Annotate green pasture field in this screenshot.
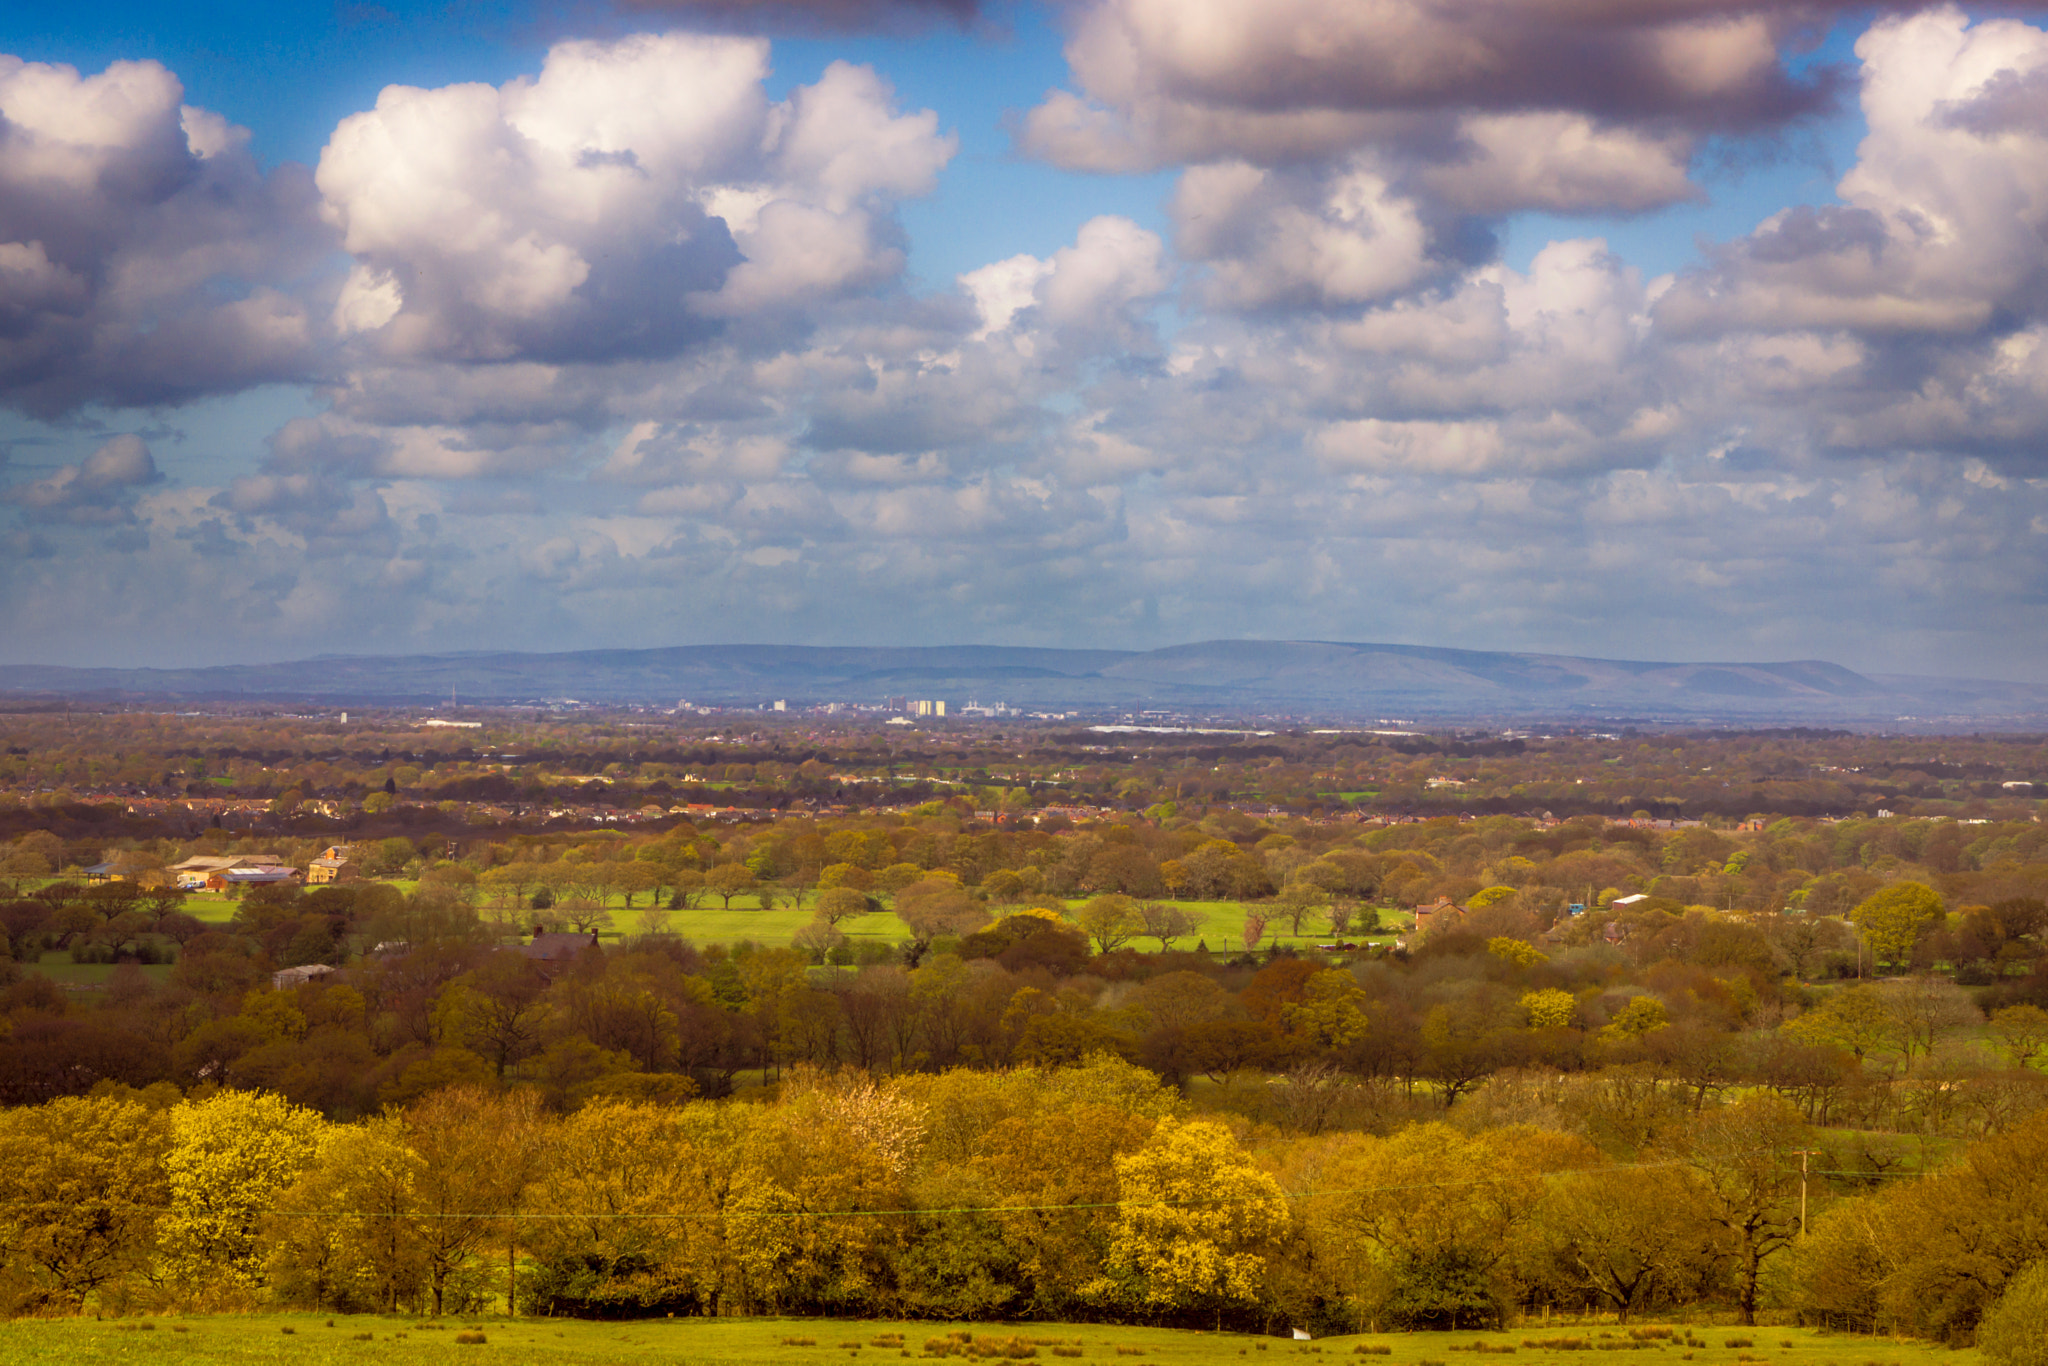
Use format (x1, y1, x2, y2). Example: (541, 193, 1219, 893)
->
(13, 876, 1408, 962)
(640, 903, 917, 950)
(186, 892, 238, 925)
(0, 1317, 1977, 1366)
(636, 899, 1406, 957)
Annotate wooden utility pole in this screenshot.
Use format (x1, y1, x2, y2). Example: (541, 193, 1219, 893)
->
(1793, 1149, 1818, 1237)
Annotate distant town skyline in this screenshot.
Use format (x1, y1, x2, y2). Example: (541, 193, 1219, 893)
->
(4, 2, 2048, 682)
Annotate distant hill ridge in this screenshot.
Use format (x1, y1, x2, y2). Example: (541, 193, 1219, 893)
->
(3, 639, 2044, 721)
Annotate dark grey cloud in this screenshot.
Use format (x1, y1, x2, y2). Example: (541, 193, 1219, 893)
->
(1022, 0, 1909, 170)
(1107, 0, 1854, 128)
(1019, 0, 1957, 268)
(0, 58, 335, 417)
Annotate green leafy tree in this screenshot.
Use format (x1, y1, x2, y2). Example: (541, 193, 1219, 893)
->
(818, 862, 872, 893)
(1074, 894, 1143, 954)
(705, 863, 759, 909)
(1990, 1004, 2048, 1069)
(1296, 1122, 1585, 1332)
(1876, 1108, 2048, 1338)
(1852, 881, 1946, 969)
(1783, 985, 1896, 1060)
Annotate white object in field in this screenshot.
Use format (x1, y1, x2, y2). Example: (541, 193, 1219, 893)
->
(1292, 1329, 1312, 1341)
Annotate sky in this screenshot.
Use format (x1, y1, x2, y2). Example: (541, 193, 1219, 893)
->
(4, 1, 2048, 681)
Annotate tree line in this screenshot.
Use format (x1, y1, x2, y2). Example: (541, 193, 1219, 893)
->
(2, 1064, 2044, 1346)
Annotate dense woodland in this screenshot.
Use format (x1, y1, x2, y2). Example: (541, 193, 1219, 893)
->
(0, 714, 2046, 1344)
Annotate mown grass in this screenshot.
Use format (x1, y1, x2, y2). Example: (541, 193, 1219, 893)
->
(0, 1317, 1974, 1366)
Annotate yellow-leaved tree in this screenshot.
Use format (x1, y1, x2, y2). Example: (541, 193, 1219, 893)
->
(1521, 988, 1578, 1031)
(1093, 1118, 1289, 1321)
(521, 1101, 747, 1316)
(266, 1116, 426, 1313)
(0, 1094, 172, 1312)
(892, 1060, 1167, 1321)
(159, 1090, 324, 1296)
(1487, 936, 1547, 967)
(1601, 996, 1670, 1041)
(726, 1086, 907, 1316)
(1291, 1122, 1592, 1333)
(1282, 968, 1373, 1049)
(406, 1086, 550, 1318)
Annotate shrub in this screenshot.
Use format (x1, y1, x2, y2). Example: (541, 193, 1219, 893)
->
(1981, 1261, 2048, 1366)
(454, 1332, 486, 1345)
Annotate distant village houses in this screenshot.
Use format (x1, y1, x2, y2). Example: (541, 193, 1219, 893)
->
(1411, 896, 1469, 937)
(306, 846, 362, 885)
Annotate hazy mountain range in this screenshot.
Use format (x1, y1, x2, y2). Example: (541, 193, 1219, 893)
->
(4, 641, 2047, 724)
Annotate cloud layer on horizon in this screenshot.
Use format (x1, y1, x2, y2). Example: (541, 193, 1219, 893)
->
(4, 3, 2048, 681)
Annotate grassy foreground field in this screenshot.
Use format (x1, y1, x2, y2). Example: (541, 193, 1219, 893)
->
(0, 1317, 1975, 1366)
